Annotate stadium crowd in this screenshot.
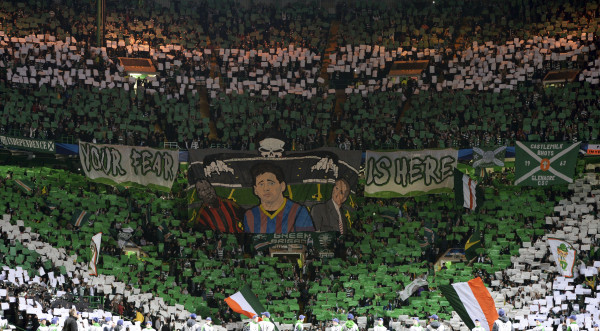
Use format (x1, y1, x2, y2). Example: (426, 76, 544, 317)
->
(3, 162, 600, 330)
(1, 0, 600, 330)
(0, 0, 599, 150)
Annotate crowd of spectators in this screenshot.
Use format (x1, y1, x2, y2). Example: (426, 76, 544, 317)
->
(1, 0, 600, 328)
(0, 0, 598, 150)
(4, 163, 600, 330)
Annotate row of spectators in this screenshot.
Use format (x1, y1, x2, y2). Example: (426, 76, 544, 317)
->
(3, 0, 597, 52)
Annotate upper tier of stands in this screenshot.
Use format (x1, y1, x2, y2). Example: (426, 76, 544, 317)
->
(0, 0, 599, 150)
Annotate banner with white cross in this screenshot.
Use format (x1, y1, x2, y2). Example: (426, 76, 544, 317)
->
(514, 141, 580, 186)
(472, 146, 506, 168)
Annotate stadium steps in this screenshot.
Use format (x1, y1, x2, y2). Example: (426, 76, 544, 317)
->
(395, 92, 412, 133)
(204, 39, 220, 140)
(453, 21, 471, 50)
(318, 20, 340, 88)
(327, 89, 347, 144)
(333, 89, 346, 117)
(321, 20, 341, 145)
(204, 31, 218, 79)
(197, 85, 218, 140)
(209, 51, 221, 80)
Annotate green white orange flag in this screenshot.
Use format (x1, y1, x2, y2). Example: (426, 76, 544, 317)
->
(439, 277, 498, 331)
(224, 284, 267, 319)
(88, 232, 102, 276)
(14, 179, 34, 195)
(71, 210, 90, 227)
(224, 285, 281, 330)
(454, 169, 482, 211)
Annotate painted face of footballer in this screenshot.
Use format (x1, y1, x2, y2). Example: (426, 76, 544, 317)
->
(254, 172, 286, 210)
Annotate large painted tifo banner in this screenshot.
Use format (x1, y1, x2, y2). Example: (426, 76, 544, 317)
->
(253, 231, 337, 257)
(187, 142, 361, 234)
(0, 135, 55, 153)
(515, 141, 579, 186)
(78, 142, 179, 190)
(365, 149, 458, 197)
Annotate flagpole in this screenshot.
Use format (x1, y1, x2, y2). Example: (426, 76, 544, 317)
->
(88, 233, 92, 268)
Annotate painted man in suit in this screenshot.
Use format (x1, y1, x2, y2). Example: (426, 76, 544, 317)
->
(311, 178, 351, 234)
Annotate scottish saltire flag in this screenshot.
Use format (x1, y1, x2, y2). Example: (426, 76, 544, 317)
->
(88, 232, 102, 276)
(472, 146, 506, 168)
(440, 277, 498, 331)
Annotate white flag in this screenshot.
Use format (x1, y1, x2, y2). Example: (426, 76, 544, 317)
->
(89, 232, 102, 276)
(462, 174, 478, 210)
(547, 238, 576, 278)
(399, 278, 428, 301)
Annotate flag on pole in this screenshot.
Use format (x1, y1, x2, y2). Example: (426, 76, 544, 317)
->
(224, 285, 281, 330)
(420, 221, 435, 248)
(14, 179, 34, 195)
(399, 278, 428, 301)
(548, 238, 577, 278)
(439, 277, 498, 331)
(157, 221, 172, 241)
(423, 221, 435, 247)
(71, 210, 90, 227)
(465, 230, 482, 261)
(454, 169, 482, 211)
(224, 284, 266, 319)
(88, 232, 102, 276)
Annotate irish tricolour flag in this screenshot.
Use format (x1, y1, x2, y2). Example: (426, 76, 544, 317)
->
(14, 179, 33, 195)
(439, 277, 498, 331)
(88, 232, 102, 276)
(224, 284, 267, 319)
(454, 169, 482, 211)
